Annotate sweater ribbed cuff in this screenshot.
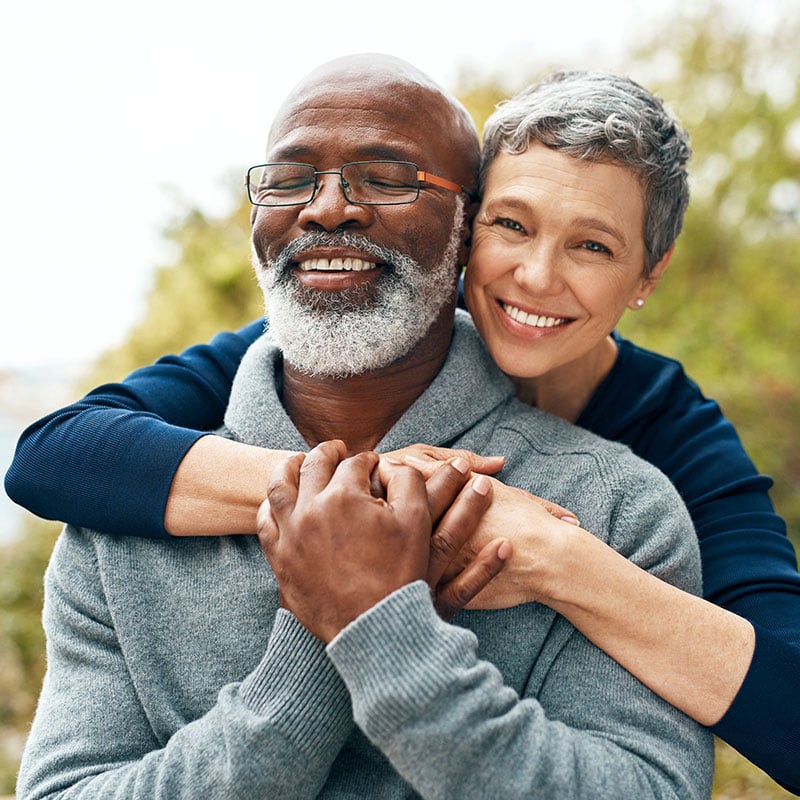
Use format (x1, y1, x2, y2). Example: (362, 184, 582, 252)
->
(326, 581, 477, 741)
(240, 609, 352, 757)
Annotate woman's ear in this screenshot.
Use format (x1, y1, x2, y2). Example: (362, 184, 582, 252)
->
(628, 244, 675, 310)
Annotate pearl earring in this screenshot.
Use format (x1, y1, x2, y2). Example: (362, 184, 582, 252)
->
(635, 298, 645, 308)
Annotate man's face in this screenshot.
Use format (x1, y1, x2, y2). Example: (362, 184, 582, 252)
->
(250, 74, 472, 378)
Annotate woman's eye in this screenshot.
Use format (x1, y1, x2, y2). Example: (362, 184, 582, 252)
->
(497, 217, 524, 232)
(582, 240, 612, 255)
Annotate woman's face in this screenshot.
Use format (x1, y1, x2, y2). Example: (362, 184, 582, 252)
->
(465, 141, 669, 380)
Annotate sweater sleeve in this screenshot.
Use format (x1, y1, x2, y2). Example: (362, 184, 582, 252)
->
(16, 527, 353, 800)
(4, 320, 263, 538)
(328, 582, 713, 800)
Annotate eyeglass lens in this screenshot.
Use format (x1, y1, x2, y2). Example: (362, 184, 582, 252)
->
(247, 162, 421, 206)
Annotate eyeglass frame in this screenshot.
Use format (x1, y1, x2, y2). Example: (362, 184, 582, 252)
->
(244, 160, 477, 207)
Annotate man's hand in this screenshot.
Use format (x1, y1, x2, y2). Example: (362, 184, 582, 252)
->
(257, 441, 507, 642)
(407, 455, 510, 620)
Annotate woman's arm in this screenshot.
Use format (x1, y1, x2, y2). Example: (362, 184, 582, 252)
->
(445, 478, 753, 722)
(531, 520, 756, 727)
(4, 321, 265, 537)
(582, 336, 800, 792)
(462, 483, 799, 794)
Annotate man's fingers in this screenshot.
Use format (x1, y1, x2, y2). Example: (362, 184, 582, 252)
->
(423, 457, 472, 521)
(427, 474, 493, 587)
(260, 452, 305, 558)
(381, 458, 430, 525)
(296, 439, 348, 496)
(331, 450, 381, 494)
(434, 538, 512, 621)
(265, 451, 305, 520)
(256, 497, 279, 547)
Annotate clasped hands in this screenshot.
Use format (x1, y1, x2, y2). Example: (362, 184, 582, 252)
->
(257, 440, 580, 643)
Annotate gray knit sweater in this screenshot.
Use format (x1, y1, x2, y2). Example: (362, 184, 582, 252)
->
(19, 312, 713, 799)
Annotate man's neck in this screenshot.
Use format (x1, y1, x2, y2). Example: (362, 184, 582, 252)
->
(281, 315, 454, 454)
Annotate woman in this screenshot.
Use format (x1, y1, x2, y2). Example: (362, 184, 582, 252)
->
(6, 70, 800, 792)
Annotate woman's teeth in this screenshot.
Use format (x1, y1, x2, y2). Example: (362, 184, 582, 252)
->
(503, 303, 568, 328)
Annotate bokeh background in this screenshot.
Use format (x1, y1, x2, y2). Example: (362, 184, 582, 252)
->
(2, 0, 799, 796)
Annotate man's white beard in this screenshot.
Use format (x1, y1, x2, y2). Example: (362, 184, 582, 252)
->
(254, 198, 464, 378)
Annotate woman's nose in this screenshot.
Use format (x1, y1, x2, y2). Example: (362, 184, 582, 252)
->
(513, 244, 564, 295)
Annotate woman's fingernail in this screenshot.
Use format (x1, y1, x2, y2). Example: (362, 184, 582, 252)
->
(452, 456, 469, 474)
(472, 475, 491, 495)
(561, 515, 579, 526)
(497, 540, 512, 560)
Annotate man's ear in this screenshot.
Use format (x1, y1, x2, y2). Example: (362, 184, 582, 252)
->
(457, 197, 480, 268)
(628, 244, 674, 309)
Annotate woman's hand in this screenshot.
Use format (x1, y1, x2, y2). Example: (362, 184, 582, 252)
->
(382, 444, 506, 480)
(383, 445, 581, 611)
(446, 477, 584, 610)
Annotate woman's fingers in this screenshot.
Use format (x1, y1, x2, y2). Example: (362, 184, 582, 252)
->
(528, 494, 580, 525)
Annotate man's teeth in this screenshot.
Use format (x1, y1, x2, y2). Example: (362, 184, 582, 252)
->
(503, 303, 568, 328)
(298, 257, 376, 272)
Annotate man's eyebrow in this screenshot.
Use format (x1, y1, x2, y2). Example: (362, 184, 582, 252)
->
(269, 144, 416, 163)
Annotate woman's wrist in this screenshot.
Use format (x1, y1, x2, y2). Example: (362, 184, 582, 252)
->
(165, 436, 296, 536)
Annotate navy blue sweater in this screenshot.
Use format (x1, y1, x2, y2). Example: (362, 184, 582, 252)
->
(5, 318, 800, 793)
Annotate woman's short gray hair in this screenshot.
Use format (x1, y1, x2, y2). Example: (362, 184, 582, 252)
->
(480, 70, 692, 273)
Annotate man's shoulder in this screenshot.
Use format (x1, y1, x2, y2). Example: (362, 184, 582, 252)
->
(494, 397, 682, 505)
(498, 401, 700, 592)
(50, 524, 262, 588)
(494, 397, 638, 461)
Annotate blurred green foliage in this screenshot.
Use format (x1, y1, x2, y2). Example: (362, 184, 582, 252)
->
(90, 195, 263, 382)
(0, 518, 59, 794)
(621, 10, 800, 547)
(3, 4, 798, 797)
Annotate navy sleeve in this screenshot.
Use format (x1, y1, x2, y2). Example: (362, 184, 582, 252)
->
(4, 320, 264, 539)
(579, 335, 800, 793)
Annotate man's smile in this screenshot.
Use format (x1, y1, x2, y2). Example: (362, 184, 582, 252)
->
(297, 257, 377, 272)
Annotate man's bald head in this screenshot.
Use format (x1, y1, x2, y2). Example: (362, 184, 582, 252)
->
(268, 53, 480, 191)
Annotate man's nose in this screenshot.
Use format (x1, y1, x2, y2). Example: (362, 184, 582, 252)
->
(296, 174, 374, 231)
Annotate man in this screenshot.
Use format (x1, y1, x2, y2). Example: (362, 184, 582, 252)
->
(18, 54, 712, 798)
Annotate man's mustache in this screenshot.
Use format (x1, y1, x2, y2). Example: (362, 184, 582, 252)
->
(267, 232, 400, 286)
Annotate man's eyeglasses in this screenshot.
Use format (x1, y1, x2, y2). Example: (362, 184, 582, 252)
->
(245, 161, 476, 207)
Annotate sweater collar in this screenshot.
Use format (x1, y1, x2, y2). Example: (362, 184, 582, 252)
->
(224, 310, 513, 452)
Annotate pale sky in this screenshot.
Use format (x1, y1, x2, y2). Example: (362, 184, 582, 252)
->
(0, 0, 777, 372)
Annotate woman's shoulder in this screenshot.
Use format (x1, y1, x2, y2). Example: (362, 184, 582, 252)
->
(614, 332, 699, 389)
(580, 332, 710, 440)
